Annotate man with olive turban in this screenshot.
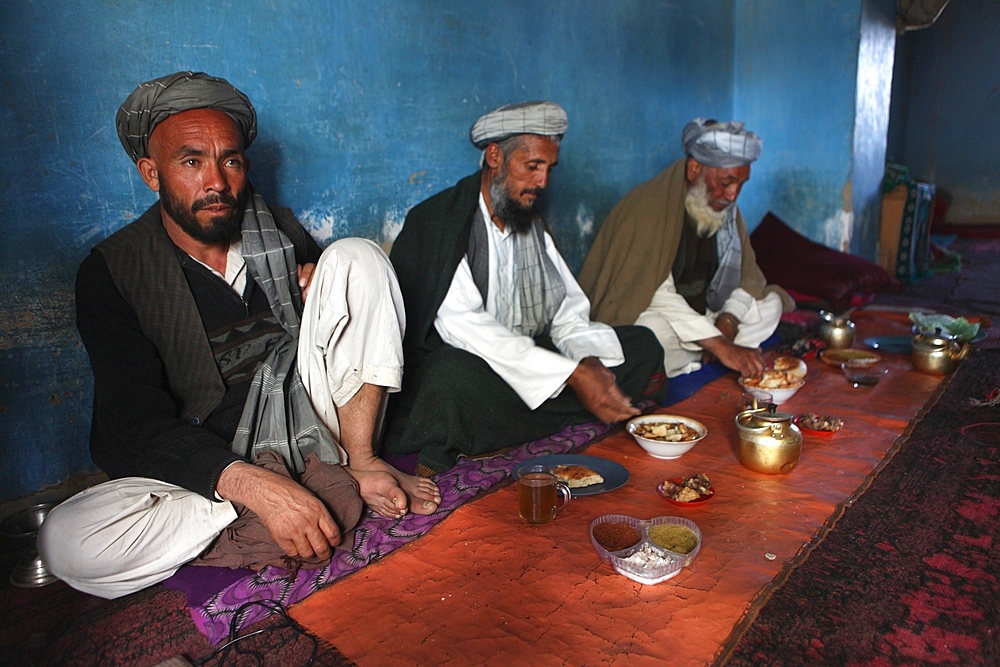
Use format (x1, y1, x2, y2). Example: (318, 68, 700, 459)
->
(39, 72, 439, 599)
(579, 118, 793, 380)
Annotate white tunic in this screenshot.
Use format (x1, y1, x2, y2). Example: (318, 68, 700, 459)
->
(434, 195, 624, 409)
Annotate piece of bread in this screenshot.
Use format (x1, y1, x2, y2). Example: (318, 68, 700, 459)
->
(772, 355, 807, 380)
(554, 464, 605, 488)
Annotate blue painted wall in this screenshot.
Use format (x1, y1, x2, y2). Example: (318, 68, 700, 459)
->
(895, 0, 1000, 224)
(2, 0, 898, 500)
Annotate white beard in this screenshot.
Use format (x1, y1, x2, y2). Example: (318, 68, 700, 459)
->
(684, 178, 731, 238)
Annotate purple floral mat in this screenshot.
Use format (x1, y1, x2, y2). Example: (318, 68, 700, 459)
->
(165, 419, 616, 644)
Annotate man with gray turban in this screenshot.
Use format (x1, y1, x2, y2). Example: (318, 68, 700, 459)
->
(39, 72, 439, 599)
(382, 101, 665, 475)
(579, 118, 793, 379)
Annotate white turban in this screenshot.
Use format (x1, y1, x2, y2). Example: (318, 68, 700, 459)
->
(469, 101, 568, 149)
(682, 118, 762, 168)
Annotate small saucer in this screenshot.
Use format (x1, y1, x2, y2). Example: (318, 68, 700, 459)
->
(657, 479, 714, 507)
(794, 415, 842, 436)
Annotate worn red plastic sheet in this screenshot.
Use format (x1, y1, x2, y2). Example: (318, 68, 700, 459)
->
(292, 312, 941, 665)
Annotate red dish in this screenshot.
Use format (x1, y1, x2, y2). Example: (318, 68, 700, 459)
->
(657, 479, 714, 507)
(794, 415, 841, 437)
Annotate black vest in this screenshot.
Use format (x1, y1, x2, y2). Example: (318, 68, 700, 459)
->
(96, 203, 315, 424)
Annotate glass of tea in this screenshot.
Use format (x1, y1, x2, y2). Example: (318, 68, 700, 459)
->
(516, 465, 571, 524)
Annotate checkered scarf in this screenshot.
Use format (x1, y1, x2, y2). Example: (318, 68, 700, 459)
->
(706, 206, 743, 312)
(232, 188, 341, 473)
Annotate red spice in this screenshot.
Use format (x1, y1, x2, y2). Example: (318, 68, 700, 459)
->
(593, 522, 641, 552)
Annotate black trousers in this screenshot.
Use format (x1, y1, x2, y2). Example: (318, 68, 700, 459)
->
(382, 325, 666, 474)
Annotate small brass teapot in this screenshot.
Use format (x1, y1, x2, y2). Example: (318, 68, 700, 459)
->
(735, 404, 802, 475)
(911, 328, 970, 375)
(818, 311, 856, 349)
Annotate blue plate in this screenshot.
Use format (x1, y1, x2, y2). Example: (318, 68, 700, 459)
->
(512, 454, 629, 496)
(863, 335, 912, 354)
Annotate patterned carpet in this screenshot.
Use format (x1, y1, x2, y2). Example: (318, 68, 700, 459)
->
(715, 348, 1000, 666)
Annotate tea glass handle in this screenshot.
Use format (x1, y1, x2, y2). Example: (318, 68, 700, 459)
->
(553, 481, 572, 516)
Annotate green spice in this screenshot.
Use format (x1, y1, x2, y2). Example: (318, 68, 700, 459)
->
(648, 524, 698, 554)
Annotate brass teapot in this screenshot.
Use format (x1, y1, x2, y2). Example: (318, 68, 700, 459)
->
(911, 328, 970, 375)
(735, 404, 802, 475)
(818, 311, 856, 349)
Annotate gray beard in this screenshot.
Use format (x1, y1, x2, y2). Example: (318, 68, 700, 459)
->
(684, 179, 730, 238)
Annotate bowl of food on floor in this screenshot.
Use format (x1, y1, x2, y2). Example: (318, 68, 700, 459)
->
(627, 414, 707, 459)
(739, 355, 807, 405)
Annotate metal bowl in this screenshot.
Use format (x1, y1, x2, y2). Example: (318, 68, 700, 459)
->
(0, 502, 57, 544)
(1, 502, 59, 588)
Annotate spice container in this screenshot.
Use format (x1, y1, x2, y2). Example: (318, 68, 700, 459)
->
(589, 514, 701, 585)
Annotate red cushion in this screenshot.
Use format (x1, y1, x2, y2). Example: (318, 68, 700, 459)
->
(751, 212, 901, 313)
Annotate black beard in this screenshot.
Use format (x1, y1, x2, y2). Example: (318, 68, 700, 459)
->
(160, 183, 248, 244)
(490, 174, 540, 235)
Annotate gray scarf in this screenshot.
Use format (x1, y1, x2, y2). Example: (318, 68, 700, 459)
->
(466, 209, 566, 338)
(231, 189, 341, 473)
(706, 206, 743, 312)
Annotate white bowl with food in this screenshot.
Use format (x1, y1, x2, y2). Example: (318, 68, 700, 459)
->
(739, 356, 807, 405)
(626, 414, 707, 459)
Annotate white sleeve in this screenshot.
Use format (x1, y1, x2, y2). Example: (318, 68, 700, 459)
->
(434, 257, 579, 409)
(719, 288, 756, 322)
(644, 273, 722, 344)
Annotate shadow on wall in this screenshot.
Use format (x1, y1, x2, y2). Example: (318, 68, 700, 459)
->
(763, 168, 849, 250)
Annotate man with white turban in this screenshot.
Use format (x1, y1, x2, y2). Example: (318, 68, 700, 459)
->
(39, 72, 439, 599)
(579, 118, 794, 379)
(383, 101, 666, 475)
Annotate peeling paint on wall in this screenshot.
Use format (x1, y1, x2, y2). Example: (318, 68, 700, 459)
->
(1, 0, 900, 500)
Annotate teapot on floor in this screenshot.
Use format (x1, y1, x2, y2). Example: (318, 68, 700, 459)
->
(911, 328, 970, 375)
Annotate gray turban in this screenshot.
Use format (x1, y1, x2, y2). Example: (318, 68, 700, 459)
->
(469, 100, 568, 149)
(116, 71, 257, 162)
(682, 118, 762, 168)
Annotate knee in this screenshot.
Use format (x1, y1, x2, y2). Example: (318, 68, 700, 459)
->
(320, 237, 390, 272)
(36, 499, 88, 582)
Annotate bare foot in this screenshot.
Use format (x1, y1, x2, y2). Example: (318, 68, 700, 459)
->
(345, 468, 408, 519)
(353, 456, 441, 516)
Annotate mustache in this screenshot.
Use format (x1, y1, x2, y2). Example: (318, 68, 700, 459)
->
(521, 188, 543, 198)
(192, 192, 239, 212)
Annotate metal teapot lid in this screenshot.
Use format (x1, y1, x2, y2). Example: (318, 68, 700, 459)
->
(739, 403, 795, 427)
(819, 310, 853, 327)
(754, 403, 793, 421)
(913, 327, 956, 348)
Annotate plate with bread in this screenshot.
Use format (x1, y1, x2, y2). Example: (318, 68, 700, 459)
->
(512, 454, 629, 496)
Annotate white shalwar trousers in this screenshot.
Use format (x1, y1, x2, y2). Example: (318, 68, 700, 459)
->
(38, 238, 406, 599)
(637, 291, 784, 378)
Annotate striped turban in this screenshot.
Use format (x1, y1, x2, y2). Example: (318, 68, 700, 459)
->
(115, 71, 257, 162)
(682, 118, 762, 169)
(469, 101, 568, 149)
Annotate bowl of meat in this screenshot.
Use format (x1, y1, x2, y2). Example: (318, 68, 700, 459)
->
(626, 414, 707, 460)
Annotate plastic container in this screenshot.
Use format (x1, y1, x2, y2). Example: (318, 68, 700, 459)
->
(589, 514, 702, 585)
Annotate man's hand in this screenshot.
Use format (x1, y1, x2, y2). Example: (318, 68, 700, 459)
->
(297, 262, 317, 302)
(566, 357, 640, 423)
(216, 461, 340, 560)
(700, 336, 765, 378)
